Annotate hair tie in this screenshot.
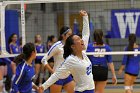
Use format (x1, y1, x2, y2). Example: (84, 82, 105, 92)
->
(62, 29, 70, 35)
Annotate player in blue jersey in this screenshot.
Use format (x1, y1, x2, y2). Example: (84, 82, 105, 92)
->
(0, 57, 13, 93)
(9, 33, 21, 54)
(0, 45, 13, 92)
(87, 29, 117, 93)
(34, 34, 45, 86)
(11, 43, 39, 93)
(8, 33, 21, 81)
(118, 34, 140, 93)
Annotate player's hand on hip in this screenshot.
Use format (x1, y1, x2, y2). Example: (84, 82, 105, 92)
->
(79, 10, 88, 16)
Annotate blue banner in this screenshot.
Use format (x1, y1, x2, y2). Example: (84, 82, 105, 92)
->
(111, 9, 140, 38)
(73, 19, 79, 35)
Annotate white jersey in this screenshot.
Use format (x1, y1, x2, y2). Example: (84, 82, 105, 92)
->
(41, 16, 89, 71)
(42, 16, 95, 92)
(42, 41, 64, 71)
(42, 53, 95, 92)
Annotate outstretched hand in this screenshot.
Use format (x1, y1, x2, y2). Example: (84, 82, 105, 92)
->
(37, 86, 44, 93)
(79, 10, 88, 16)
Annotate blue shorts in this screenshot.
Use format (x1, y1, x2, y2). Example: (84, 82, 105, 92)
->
(75, 90, 94, 93)
(54, 75, 73, 86)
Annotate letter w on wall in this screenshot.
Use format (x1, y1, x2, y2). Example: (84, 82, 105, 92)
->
(111, 10, 140, 38)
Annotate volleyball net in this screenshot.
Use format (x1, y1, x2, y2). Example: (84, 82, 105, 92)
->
(0, 0, 140, 82)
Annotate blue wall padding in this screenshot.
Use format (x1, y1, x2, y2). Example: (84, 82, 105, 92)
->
(5, 10, 19, 76)
(5, 10, 19, 52)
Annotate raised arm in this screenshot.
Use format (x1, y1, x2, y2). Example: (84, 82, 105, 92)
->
(118, 54, 128, 75)
(118, 48, 128, 75)
(80, 10, 90, 50)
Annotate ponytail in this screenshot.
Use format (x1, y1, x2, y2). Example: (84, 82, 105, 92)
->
(63, 35, 74, 59)
(14, 43, 35, 65)
(127, 34, 136, 56)
(14, 53, 25, 65)
(93, 29, 103, 45)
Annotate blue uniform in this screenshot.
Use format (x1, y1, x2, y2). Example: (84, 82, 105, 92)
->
(11, 61, 35, 93)
(9, 43, 21, 61)
(122, 47, 140, 76)
(9, 44, 21, 54)
(87, 43, 112, 67)
(35, 44, 45, 64)
(35, 44, 45, 59)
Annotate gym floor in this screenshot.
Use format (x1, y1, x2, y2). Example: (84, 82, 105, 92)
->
(105, 84, 140, 93)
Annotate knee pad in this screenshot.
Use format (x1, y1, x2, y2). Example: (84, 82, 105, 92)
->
(0, 80, 3, 86)
(125, 86, 131, 90)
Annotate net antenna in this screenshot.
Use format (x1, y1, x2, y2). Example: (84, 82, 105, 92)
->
(21, 2, 26, 47)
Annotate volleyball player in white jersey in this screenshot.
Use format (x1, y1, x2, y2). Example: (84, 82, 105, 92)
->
(41, 25, 74, 92)
(39, 10, 95, 93)
(41, 10, 89, 93)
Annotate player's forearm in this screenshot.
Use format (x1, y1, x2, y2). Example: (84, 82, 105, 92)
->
(42, 73, 59, 90)
(109, 63, 116, 76)
(32, 82, 39, 90)
(119, 65, 125, 71)
(45, 64, 54, 73)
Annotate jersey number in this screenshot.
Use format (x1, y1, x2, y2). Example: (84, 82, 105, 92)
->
(86, 64, 92, 75)
(94, 48, 106, 57)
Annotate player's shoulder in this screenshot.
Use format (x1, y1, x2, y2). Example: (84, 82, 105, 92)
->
(51, 41, 62, 48)
(65, 55, 77, 63)
(9, 43, 14, 46)
(104, 44, 112, 51)
(16, 61, 27, 71)
(104, 44, 111, 48)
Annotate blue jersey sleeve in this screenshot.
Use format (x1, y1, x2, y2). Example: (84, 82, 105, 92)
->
(106, 45, 112, 63)
(122, 48, 128, 65)
(11, 63, 26, 93)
